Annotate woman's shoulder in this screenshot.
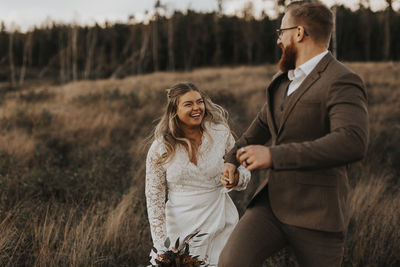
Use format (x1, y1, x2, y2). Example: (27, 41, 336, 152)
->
(205, 121, 230, 134)
(147, 138, 166, 157)
(205, 121, 231, 144)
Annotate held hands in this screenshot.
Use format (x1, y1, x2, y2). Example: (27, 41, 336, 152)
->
(221, 163, 239, 189)
(220, 145, 272, 189)
(236, 145, 272, 171)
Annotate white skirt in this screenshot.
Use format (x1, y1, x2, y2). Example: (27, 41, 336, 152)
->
(153, 186, 238, 266)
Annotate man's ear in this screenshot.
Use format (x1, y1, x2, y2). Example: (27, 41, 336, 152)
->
(296, 26, 306, 42)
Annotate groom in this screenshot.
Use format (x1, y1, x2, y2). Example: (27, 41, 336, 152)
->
(219, 1, 368, 266)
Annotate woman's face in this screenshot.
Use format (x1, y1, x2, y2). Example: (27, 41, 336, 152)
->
(176, 90, 205, 128)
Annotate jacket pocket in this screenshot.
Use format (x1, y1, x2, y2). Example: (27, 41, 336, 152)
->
(297, 98, 322, 105)
(295, 169, 337, 187)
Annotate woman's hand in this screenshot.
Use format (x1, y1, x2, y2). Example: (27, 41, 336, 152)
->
(221, 163, 238, 189)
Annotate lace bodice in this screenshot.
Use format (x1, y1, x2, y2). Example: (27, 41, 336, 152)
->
(145, 122, 251, 250)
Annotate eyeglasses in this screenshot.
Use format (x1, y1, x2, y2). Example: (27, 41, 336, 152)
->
(276, 26, 308, 38)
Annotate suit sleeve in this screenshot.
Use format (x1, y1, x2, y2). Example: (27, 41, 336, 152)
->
(269, 73, 369, 170)
(224, 103, 272, 166)
(225, 131, 251, 190)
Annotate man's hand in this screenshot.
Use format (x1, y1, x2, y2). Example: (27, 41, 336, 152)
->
(221, 163, 239, 189)
(236, 145, 272, 171)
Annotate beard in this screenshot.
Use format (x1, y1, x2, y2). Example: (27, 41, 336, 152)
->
(278, 39, 297, 72)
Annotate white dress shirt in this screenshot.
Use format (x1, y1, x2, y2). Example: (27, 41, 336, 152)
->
(287, 50, 329, 96)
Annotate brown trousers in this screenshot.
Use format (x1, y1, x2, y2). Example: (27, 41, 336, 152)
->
(218, 187, 345, 267)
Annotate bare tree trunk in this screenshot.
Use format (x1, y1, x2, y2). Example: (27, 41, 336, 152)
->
(359, 0, 371, 61)
(94, 46, 106, 79)
(9, 31, 16, 88)
(233, 20, 239, 64)
(383, 0, 392, 61)
(71, 26, 78, 81)
(245, 21, 254, 64)
(184, 49, 193, 71)
(152, 0, 164, 72)
(218, 0, 223, 13)
(246, 40, 253, 64)
(241, 3, 255, 64)
(331, 6, 337, 58)
(112, 22, 141, 77)
(184, 24, 194, 71)
(19, 32, 33, 86)
(152, 19, 159, 72)
(65, 30, 72, 81)
(121, 25, 135, 57)
(214, 0, 223, 65)
(27, 32, 33, 67)
(274, 0, 285, 62)
(138, 26, 151, 74)
(168, 17, 175, 71)
(214, 15, 222, 66)
(59, 32, 66, 83)
(84, 27, 97, 80)
(111, 51, 139, 78)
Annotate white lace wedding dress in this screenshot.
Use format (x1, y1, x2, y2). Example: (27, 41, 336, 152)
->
(145, 122, 251, 266)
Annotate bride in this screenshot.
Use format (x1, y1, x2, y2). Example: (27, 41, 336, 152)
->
(145, 82, 250, 265)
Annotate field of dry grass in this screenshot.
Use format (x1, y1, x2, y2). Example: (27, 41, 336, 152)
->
(0, 63, 399, 266)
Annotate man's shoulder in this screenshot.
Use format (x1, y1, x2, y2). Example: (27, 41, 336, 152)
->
(325, 57, 360, 79)
(272, 71, 285, 80)
(315, 57, 363, 89)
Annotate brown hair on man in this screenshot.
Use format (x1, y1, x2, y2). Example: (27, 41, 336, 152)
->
(287, 0, 333, 46)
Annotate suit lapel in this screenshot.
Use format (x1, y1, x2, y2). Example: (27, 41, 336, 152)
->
(266, 71, 285, 138)
(277, 52, 334, 136)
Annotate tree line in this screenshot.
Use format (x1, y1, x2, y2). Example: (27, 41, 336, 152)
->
(0, 4, 399, 86)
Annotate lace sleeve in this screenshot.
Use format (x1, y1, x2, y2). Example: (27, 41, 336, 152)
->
(145, 141, 167, 251)
(226, 132, 251, 191)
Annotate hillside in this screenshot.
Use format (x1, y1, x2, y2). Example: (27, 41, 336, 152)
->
(0, 63, 399, 266)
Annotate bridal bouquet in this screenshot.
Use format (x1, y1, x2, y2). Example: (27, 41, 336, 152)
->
(151, 230, 208, 267)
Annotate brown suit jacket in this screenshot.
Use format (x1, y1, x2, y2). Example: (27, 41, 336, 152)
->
(225, 52, 369, 232)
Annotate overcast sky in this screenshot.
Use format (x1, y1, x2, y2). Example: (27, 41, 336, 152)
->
(0, 0, 394, 31)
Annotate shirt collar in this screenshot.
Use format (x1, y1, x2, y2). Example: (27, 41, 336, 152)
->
(288, 50, 328, 81)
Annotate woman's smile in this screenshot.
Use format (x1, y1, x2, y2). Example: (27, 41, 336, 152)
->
(177, 90, 205, 127)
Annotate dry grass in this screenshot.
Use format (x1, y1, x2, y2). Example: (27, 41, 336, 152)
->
(345, 174, 400, 265)
(0, 169, 147, 266)
(0, 63, 399, 266)
(0, 130, 35, 162)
